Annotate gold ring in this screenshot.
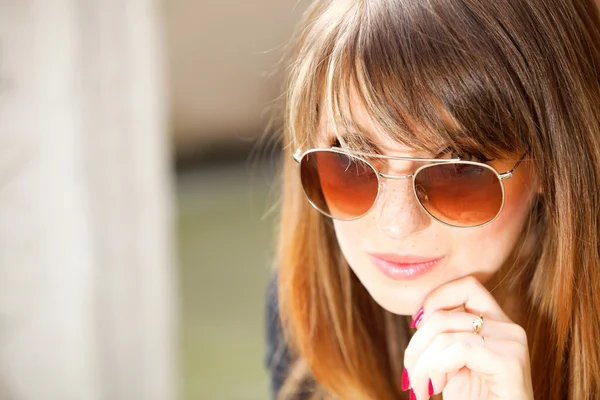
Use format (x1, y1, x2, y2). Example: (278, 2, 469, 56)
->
(472, 315, 484, 335)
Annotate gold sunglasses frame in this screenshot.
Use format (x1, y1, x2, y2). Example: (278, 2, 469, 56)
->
(293, 146, 527, 228)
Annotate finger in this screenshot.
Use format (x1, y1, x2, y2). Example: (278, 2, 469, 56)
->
(404, 310, 526, 372)
(426, 339, 528, 398)
(409, 332, 526, 398)
(416, 275, 510, 327)
(408, 333, 478, 399)
(442, 367, 476, 397)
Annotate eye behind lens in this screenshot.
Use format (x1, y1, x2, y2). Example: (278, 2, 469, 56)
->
(300, 150, 379, 220)
(414, 162, 503, 227)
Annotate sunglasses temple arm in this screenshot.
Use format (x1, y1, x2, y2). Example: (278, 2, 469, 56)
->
(513, 152, 529, 170)
(499, 153, 528, 180)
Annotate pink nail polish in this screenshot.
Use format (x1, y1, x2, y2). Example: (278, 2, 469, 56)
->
(409, 389, 416, 400)
(410, 307, 424, 328)
(428, 379, 434, 395)
(402, 367, 410, 391)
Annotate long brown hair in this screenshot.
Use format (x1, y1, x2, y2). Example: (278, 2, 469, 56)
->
(274, 0, 600, 398)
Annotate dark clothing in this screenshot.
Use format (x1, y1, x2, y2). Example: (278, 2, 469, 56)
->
(265, 272, 293, 399)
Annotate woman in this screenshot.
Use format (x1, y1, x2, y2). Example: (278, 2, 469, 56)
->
(265, 0, 600, 399)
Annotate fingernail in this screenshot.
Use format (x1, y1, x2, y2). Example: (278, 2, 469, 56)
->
(409, 389, 416, 400)
(410, 307, 424, 328)
(428, 378, 434, 395)
(402, 367, 410, 391)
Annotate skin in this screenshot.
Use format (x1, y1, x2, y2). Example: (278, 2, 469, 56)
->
(321, 99, 538, 399)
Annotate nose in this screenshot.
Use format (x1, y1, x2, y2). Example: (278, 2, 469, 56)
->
(374, 178, 431, 240)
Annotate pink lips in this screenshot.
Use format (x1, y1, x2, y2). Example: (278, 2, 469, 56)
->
(368, 253, 443, 280)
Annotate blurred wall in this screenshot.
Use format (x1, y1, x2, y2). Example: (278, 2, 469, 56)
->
(0, 2, 177, 399)
(165, 0, 309, 160)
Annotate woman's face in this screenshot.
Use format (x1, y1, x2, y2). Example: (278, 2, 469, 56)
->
(323, 102, 539, 316)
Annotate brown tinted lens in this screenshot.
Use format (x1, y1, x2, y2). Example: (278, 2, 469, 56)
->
(300, 150, 379, 219)
(414, 162, 503, 227)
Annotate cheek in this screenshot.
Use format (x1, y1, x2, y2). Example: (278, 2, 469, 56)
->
(486, 190, 528, 233)
(331, 217, 381, 280)
(475, 157, 536, 231)
(454, 165, 537, 275)
(332, 218, 369, 252)
(492, 161, 537, 228)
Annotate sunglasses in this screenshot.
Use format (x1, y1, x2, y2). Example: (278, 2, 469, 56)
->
(293, 147, 527, 228)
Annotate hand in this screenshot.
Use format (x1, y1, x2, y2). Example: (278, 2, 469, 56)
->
(402, 276, 534, 400)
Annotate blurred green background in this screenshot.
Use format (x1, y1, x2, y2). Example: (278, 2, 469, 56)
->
(165, 1, 308, 398)
(177, 161, 280, 399)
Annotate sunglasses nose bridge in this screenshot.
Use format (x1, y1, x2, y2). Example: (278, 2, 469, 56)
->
(375, 171, 416, 207)
(375, 172, 415, 208)
(378, 171, 415, 180)
(374, 173, 431, 240)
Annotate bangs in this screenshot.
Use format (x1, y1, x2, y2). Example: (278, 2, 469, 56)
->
(288, 0, 534, 159)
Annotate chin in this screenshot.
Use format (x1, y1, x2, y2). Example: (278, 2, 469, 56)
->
(358, 275, 426, 316)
